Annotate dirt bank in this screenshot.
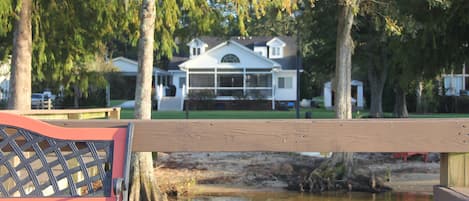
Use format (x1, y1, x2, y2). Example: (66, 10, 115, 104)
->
(154, 152, 439, 196)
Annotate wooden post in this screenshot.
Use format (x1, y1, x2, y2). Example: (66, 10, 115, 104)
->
(67, 113, 81, 120)
(108, 107, 120, 120)
(440, 153, 469, 187)
(47, 98, 52, 110)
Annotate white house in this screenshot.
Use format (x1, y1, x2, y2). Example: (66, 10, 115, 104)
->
(323, 80, 364, 110)
(111, 57, 172, 99)
(442, 64, 468, 96)
(168, 36, 301, 110)
(443, 74, 468, 96)
(0, 60, 10, 101)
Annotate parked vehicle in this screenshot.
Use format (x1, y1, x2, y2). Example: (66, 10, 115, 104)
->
(31, 91, 56, 109)
(31, 93, 45, 108)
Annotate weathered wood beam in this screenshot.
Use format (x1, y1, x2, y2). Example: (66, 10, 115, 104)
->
(47, 119, 469, 152)
(441, 153, 469, 188)
(3, 108, 121, 120)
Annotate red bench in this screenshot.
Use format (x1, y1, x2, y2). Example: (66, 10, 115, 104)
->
(393, 152, 428, 162)
(0, 113, 133, 201)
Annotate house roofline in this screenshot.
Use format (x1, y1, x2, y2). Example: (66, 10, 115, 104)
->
(112, 56, 138, 65)
(266, 37, 286, 47)
(112, 56, 168, 73)
(179, 40, 281, 68)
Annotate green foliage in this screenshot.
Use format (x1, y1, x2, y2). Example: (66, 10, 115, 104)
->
(298, 0, 337, 97)
(187, 90, 216, 101)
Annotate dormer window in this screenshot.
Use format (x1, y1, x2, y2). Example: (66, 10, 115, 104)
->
(187, 38, 207, 58)
(266, 37, 286, 59)
(192, 47, 201, 56)
(221, 54, 240, 63)
(272, 47, 281, 57)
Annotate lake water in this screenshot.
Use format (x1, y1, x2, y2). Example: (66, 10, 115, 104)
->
(179, 191, 432, 201)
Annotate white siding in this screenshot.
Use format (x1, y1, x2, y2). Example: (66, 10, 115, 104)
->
(112, 59, 138, 74)
(274, 71, 296, 101)
(181, 42, 277, 69)
(253, 46, 268, 58)
(171, 71, 186, 97)
(444, 75, 464, 96)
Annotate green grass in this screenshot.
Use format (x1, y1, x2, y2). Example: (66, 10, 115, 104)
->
(119, 107, 469, 120)
(120, 108, 365, 119)
(408, 113, 469, 118)
(110, 100, 128, 107)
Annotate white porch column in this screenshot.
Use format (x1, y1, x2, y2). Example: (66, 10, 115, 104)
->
(153, 73, 158, 100)
(243, 68, 246, 95)
(214, 67, 218, 95)
(186, 70, 189, 94)
(272, 72, 276, 110)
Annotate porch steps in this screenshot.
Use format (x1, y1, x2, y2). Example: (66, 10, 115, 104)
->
(158, 97, 183, 111)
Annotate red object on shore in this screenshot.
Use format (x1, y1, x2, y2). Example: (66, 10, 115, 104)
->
(393, 152, 428, 162)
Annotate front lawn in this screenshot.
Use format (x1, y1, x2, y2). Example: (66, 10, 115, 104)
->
(121, 108, 364, 119)
(119, 107, 469, 119)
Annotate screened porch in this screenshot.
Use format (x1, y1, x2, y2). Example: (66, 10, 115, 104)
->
(186, 68, 275, 99)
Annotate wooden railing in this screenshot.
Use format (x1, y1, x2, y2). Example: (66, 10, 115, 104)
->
(45, 118, 469, 200)
(2, 107, 121, 120)
(1, 112, 466, 200)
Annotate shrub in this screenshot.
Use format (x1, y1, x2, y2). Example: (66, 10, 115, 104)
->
(187, 90, 216, 110)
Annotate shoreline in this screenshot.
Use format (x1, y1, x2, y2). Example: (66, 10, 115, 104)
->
(156, 152, 439, 197)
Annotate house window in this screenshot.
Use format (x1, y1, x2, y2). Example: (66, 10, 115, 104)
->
(246, 74, 272, 87)
(272, 47, 280, 56)
(192, 47, 201, 56)
(269, 46, 283, 58)
(217, 74, 243, 87)
(179, 77, 186, 88)
(189, 74, 214, 87)
(221, 54, 240, 63)
(278, 77, 292, 89)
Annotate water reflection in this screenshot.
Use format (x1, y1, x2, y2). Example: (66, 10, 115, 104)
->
(179, 191, 432, 201)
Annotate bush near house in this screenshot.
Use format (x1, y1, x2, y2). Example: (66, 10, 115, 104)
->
(438, 96, 469, 113)
(186, 90, 216, 110)
(186, 90, 273, 110)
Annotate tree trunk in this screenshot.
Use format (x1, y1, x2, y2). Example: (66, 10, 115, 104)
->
(129, 0, 165, 201)
(301, 0, 359, 192)
(368, 63, 387, 118)
(334, 0, 356, 120)
(8, 0, 32, 110)
(333, 0, 359, 179)
(368, 78, 384, 117)
(393, 84, 408, 118)
(415, 80, 423, 113)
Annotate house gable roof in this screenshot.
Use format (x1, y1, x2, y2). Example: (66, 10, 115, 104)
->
(168, 36, 300, 71)
(112, 57, 168, 75)
(187, 38, 208, 47)
(266, 37, 286, 47)
(179, 40, 281, 69)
